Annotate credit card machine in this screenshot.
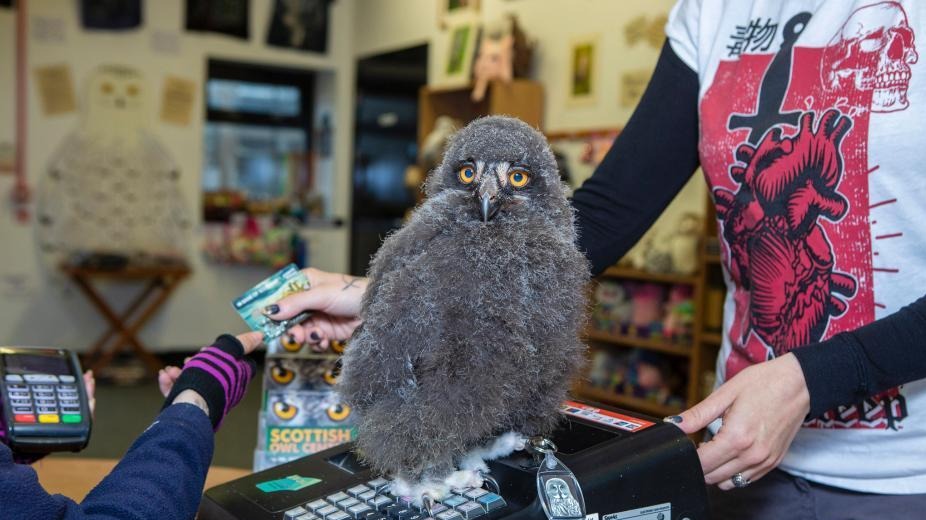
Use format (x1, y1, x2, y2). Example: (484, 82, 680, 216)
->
(0, 347, 92, 453)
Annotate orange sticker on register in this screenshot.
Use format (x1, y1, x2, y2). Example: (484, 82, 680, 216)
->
(561, 401, 655, 432)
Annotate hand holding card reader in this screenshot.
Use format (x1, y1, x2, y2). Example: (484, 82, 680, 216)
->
(1, 347, 92, 453)
(199, 401, 709, 520)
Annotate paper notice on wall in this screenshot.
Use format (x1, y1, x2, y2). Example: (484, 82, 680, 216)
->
(160, 76, 196, 126)
(0, 142, 14, 174)
(150, 30, 182, 55)
(33, 64, 76, 116)
(32, 16, 66, 44)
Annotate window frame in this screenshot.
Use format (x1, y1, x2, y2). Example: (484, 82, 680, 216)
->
(205, 58, 315, 137)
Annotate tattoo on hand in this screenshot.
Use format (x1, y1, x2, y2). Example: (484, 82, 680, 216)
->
(341, 276, 361, 291)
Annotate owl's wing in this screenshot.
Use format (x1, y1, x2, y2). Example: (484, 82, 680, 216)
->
(36, 132, 95, 265)
(360, 208, 445, 307)
(135, 134, 192, 258)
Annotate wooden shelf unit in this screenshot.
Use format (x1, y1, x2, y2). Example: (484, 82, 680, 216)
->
(581, 195, 725, 416)
(585, 330, 692, 357)
(418, 80, 544, 145)
(600, 266, 699, 285)
(573, 384, 683, 417)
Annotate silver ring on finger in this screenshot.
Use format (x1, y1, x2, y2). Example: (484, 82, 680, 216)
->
(731, 472, 750, 488)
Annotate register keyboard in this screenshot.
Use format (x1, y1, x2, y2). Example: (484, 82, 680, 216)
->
(279, 477, 506, 520)
(199, 401, 710, 520)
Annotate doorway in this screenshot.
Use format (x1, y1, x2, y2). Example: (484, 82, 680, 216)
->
(350, 45, 428, 275)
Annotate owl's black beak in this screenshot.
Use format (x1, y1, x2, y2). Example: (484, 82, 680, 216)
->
(479, 191, 500, 222)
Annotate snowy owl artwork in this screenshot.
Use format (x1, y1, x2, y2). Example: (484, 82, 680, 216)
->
(37, 65, 191, 262)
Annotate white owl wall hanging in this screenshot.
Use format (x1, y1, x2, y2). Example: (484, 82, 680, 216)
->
(36, 65, 192, 263)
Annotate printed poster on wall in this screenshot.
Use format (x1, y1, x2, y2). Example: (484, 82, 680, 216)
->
(80, 0, 143, 30)
(160, 76, 196, 126)
(266, 0, 332, 53)
(185, 0, 249, 40)
(33, 64, 76, 116)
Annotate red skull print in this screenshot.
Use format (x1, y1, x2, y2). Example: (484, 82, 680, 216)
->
(820, 1, 918, 112)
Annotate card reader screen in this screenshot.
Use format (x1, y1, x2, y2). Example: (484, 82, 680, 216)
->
(3, 353, 70, 375)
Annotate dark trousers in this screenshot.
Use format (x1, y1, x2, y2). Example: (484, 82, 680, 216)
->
(709, 469, 926, 520)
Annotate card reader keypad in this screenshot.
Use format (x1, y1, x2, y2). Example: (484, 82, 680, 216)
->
(284, 478, 507, 520)
(4, 374, 81, 424)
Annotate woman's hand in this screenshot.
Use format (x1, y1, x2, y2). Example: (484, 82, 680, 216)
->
(671, 353, 811, 490)
(264, 268, 367, 352)
(158, 331, 263, 399)
(83, 370, 96, 417)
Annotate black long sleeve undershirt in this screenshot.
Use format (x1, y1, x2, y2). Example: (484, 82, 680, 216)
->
(792, 295, 926, 418)
(571, 40, 926, 419)
(572, 41, 701, 276)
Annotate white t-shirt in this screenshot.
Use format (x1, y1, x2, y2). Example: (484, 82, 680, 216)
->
(666, 0, 926, 493)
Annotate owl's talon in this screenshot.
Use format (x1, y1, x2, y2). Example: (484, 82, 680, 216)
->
(421, 495, 435, 516)
(480, 472, 500, 495)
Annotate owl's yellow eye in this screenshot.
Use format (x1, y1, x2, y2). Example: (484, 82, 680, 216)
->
(101, 82, 114, 94)
(273, 401, 298, 420)
(326, 403, 351, 422)
(281, 335, 302, 352)
(270, 364, 295, 385)
(127, 84, 139, 97)
(323, 360, 342, 385)
(459, 165, 476, 184)
(509, 169, 530, 188)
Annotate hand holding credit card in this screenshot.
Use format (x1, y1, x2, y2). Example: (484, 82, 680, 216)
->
(233, 264, 312, 340)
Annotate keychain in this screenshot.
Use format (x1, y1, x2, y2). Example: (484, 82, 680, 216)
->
(529, 437, 586, 520)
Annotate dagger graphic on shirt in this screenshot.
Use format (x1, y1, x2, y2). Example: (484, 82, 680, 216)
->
(728, 12, 813, 144)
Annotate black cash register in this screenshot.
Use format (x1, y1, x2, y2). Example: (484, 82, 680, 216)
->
(200, 401, 709, 520)
(0, 346, 92, 453)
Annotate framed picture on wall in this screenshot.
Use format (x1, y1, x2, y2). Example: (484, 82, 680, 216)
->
(433, 18, 479, 89)
(438, 0, 480, 29)
(568, 35, 598, 105)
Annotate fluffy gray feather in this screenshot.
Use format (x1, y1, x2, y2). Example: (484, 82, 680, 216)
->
(339, 116, 590, 483)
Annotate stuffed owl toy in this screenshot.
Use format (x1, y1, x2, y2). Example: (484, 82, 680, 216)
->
(339, 116, 589, 497)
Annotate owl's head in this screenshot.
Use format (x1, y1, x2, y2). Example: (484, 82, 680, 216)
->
(84, 65, 146, 133)
(425, 116, 566, 223)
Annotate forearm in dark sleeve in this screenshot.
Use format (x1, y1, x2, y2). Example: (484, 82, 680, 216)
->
(571, 40, 701, 275)
(0, 404, 214, 519)
(792, 294, 926, 418)
(75, 403, 215, 518)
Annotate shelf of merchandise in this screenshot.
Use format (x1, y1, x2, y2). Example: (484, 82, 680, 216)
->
(574, 384, 683, 418)
(585, 329, 692, 357)
(583, 196, 727, 420)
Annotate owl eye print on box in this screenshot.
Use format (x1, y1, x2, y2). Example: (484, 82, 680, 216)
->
(259, 390, 357, 471)
(269, 394, 353, 424)
(338, 116, 590, 497)
(37, 65, 191, 262)
(266, 357, 341, 390)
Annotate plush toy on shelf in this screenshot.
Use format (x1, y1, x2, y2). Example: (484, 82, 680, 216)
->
(471, 14, 533, 102)
(592, 280, 632, 335)
(628, 282, 665, 338)
(622, 350, 685, 408)
(662, 284, 694, 343)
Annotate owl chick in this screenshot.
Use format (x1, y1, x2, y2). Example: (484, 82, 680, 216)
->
(339, 116, 589, 495)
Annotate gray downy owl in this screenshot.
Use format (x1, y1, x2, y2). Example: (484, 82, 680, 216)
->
(338, 116, 590, 496)
(37, 65, 191, 263)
